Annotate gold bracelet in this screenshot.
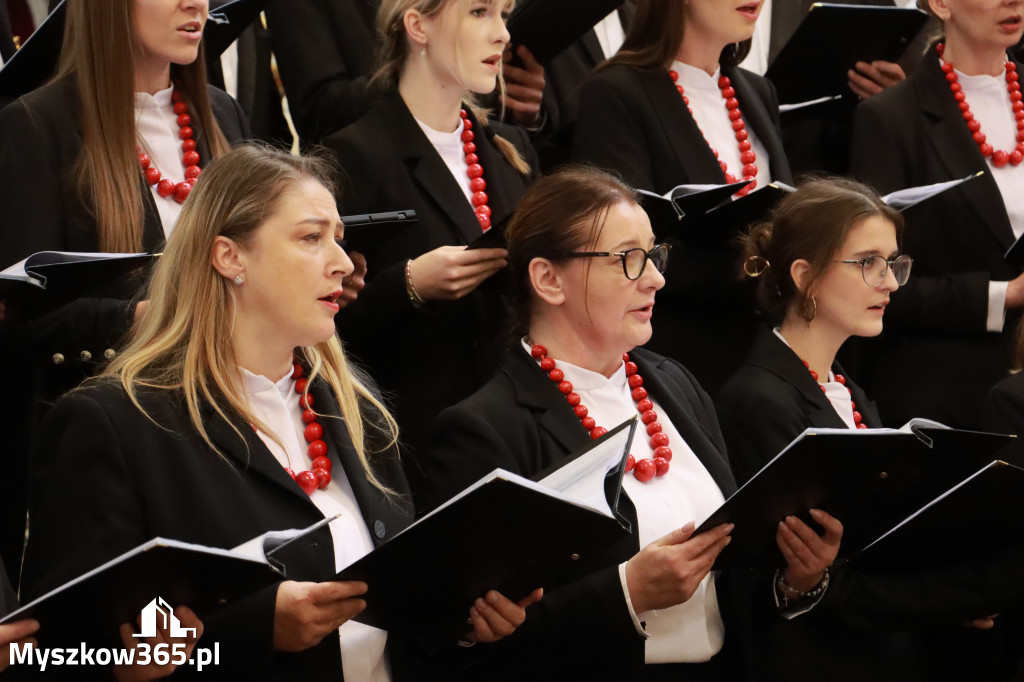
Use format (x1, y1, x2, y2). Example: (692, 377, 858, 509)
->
(405, 259, 425, 306)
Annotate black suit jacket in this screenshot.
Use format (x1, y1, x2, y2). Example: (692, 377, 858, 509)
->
(717, 326, 881, 484)
(324, 90, 537, 465)
(21, 378, 420, 681)
(850, 52, 1023, 428)
(417, 345, 767, 681)
(0, 3, 14, 63)
(572, 62, 792, 397)
(531, 2, 635, 170)
(264, 0, 379, 143)
(0, 74, 248, 586)
(0, 556, 15, 618)
(718, 326, 1024, 682)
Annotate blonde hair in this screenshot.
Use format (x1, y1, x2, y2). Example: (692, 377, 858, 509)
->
(372, 0, 530, 174)
(56, 0, 231, 253)
(100, 145, 398, 493)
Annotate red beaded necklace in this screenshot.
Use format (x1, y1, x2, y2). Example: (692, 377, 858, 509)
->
(137, 84, 202, 205)
(459, 109, 492, 231)
(936, 43, 1024, 168)
(249, 362, 334, 496)
(801, 359, 866, 429)
(669, 69, 757, 197)
(530, 345, 673, 483)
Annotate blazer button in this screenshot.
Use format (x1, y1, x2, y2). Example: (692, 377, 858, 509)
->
(80, 350, 93, 361)
(52, 353, 65, 365)
(373, 520, 386, 539)
(103, 348, 116, 360)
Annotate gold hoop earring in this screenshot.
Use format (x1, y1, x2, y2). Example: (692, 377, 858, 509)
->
(802, 295, 817, 322)
(743, 255, 770, 278)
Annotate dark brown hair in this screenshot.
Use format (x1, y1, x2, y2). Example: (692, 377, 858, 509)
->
(56, 0, 231, 253)
(739, 176, 904, 325)
(604, 0, 751, 73)
(504, 165, 640, 338)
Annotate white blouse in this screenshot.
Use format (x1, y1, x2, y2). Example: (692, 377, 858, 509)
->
(242, 368, 391, 682)
(416, 116, 473, 203)
(135, 85, 187, 237)
(522, 341, 726, 663)
(669, 60, 773, 193)
(954, 65, 1024, 333)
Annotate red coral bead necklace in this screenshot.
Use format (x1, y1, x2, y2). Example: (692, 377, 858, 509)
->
(669, 68, 757, 197)
(936, 43, 1024, 168)
(251, 362, 334, 496)
(800, 360, 866, 429)
(137, 83, 202, 204)
(459, 109, 492, 231)
(530, 345, 673, 483)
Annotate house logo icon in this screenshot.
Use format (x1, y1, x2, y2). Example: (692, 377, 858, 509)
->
(133, 597, 199, 638)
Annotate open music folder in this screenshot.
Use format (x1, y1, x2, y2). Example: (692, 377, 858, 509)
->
(695, 420, 1012, 571)
(334, 417, 637, 641)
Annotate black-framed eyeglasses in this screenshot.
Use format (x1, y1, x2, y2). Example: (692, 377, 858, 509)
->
(547, 243, 672, 280)
(834, 254, 913, 287)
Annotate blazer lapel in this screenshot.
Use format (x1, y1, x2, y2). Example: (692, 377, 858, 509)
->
(503, 346, 593, 455)
(635, 354, 738, 496)
(378, 91, 488, 245)
(203, 404, 315, 506)
(916, 55, 1016, 251)
(634, 68, 726, 188)
(747, 328, 849, 429)
(312, 382, 412, 548)
(726, 66, 793, 183)
(474, 113, 521, 232)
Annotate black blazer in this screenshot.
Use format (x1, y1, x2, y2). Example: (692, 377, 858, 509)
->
(417, 345, 765, 681)
(21, 377, 421, 681)
(0, 556, 15, 618)
(717, 326, 881, 484)
(531, 2, 635, 170)
(572, 61, 792, 397)
(850, 52, 1023, 428)
(0, 75, 248, 585)
(264, 0, 379, 143)
(324, 89, 537, 463)
(718, 326, 1024, 682)
(207, 0, 288, 142)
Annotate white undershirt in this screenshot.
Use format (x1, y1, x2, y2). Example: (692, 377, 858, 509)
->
(415, 116, 473, 203)
(669, 60, 773, 192)
(242, 368, 391, 682)
(521, 341, 726, 663)
(135, 85, 187, 237)
(773, 329, 858, 429)
(220, 41, 240, 100)
(592, 11, 626, 60)
(951, 65, 1024, 332)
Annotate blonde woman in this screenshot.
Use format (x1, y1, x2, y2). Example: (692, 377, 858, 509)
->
(20, 146, 535, 682)
(323, 0, 538, 464)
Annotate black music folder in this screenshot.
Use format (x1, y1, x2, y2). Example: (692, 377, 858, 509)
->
(642, 182, 794, 246)
(204, 0, 272, 60)
(0, 0, 65, 99)
(695, 421, 1012, 571)
(335, 418, 637, 641)
(766, 3, 929, 104)
(852, 460, 1024, 571)
(0, 251, 155, 320)
(507, 0, 624, 65)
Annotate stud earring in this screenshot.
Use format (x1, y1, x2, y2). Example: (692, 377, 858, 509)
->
(420, 41, 427, 57)
(233, 274, 245, 286)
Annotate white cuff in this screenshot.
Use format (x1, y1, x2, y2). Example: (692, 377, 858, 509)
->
(988, 281, 1009, 332)
(773, 570, 828, 619)
(618, 562, 651, 639)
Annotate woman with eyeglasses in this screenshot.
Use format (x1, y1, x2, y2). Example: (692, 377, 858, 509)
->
(849, 0, 1024, 429)
(414, 166, 842, 682)
(718, 178, 911, 484)
(570, 0, 793, 397)
(716, 179, 1023, 682)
